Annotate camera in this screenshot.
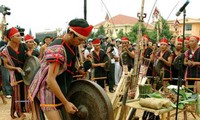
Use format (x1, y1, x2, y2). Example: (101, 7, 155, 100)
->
(16, 25, 25, 36)
(0, 5, 11, 16)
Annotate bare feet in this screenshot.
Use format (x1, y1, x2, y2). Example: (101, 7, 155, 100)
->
(18, 113, 26, 120)
(12, 113, 26, 120)
(3, 99, 7, 104)
(11, 114, 17, 119)
(1, 96, 7, 104)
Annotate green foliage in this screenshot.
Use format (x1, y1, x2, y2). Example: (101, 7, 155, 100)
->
(89, 32, 95, 39)
(159, 17, 173, 40)
(147, 31, 157, 43)
(94, 25, 106, 38)
(128, 22, 147, 43)
(117, 29, 124, 38)
(148, 17, 172, 42)
(93, 17, 172, 43)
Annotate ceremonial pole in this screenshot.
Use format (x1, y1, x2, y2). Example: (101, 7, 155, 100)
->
(132, 0, 146, 96)
(126, 0, 146, 119)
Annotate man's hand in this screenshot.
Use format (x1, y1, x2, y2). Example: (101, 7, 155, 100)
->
(64, 101, 78, 114)
(15, 67, 23, 73)
(187, 60, 193, 66)
(99, 63, 106, 67)
(78, 68, 88, 77)
(123, 47, 129, 52)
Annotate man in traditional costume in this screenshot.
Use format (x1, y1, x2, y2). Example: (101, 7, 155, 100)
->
(24, 34, 40, 57)
(28, 18, 93, 120)
(142, 35, 154, 78)
(155, 38, 173, 85)
(91, 38, 109, 90)
(2, 27, 31, 119)
(171, 38, 185, 85)
(120, 37, 135, 72)
(107, 41, 118, 92)
(184, 35, 200, 92)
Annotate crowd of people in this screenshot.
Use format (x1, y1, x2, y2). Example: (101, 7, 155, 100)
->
(0, 17, 200, 120)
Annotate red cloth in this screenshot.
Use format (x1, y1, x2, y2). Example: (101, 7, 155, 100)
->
(185, 36, 190, 41)
(143, 34, 150, 41)
(8, 27, 19, 39)
(121, 37, 129, 41)
(69, 25, 93, 39)
(160, 38, 168, 45)
(92, 38, 101, 45)
(24, 34, 34, 41)
(177, 38, 183, 43)
(191, 35, 199, 42)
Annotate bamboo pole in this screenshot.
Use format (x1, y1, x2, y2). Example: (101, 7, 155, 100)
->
(132, 0, 146, 98)
(126, 0, 146, 119)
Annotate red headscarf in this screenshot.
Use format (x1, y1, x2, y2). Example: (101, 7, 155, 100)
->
(177, 38, 183, 43)
(160, 38, 168, 45)
(7, 27, 19, 39)
(185, 36, 190, 41)
(92, 38, 101, 45)
(143, 34, 150, 41)
(121, 37, 129, 42)
(24, 34, 34, 42)
(69, 25, 93, 39)
(190, 35, 200, 42)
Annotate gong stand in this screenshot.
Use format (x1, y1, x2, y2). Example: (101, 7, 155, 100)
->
(175, 9, 186, 120)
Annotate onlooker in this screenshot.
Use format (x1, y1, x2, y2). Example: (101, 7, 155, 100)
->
(24, 34, 40, 57)
(38, 36, 52, 60)
(184, 35, 200, 92)
(0, 31, 12, 98)
(91, 38, 107, 89)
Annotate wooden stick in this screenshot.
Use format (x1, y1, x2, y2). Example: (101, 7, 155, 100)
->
(73, 75, 83, 78)
(91, 77, 107, 81)
(185, 78, 200, 81)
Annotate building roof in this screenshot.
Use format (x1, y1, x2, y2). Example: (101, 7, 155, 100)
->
(167, 18, 200, 24)
(94, 14, 153, 29)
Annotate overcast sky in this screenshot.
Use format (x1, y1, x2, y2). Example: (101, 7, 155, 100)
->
(0, 0, 198, 36)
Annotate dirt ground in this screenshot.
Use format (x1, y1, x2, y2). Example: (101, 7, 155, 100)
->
(0, 89, 198, 120)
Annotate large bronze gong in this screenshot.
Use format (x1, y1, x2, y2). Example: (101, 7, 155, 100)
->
(23, 56, 40, 85)
(64, 80, 113, 120)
